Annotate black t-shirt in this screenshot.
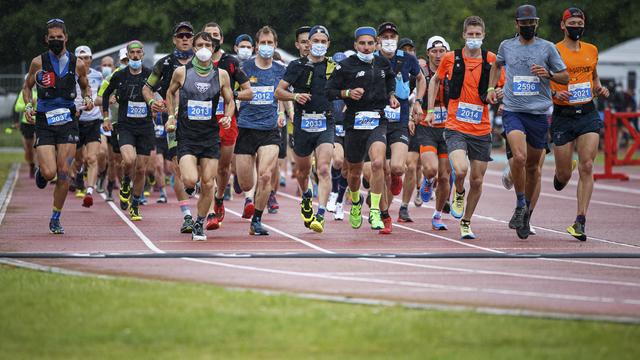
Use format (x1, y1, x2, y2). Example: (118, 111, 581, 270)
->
(102, 67, 152, 127)
(283, 57, 333, 126)
(215, 53, 249, 90)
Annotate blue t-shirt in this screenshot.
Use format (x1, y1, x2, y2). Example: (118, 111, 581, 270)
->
(238, 59, 286, 130)
(388, 50, 421, 122)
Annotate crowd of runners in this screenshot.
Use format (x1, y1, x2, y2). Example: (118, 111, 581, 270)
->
(17, 5, 609, 242)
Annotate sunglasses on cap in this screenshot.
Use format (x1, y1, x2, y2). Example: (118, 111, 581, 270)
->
(47, 18, 64, 24)
(175, 32, 193, 39)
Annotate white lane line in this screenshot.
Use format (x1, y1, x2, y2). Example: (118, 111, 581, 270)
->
(0, 163, 20, 226)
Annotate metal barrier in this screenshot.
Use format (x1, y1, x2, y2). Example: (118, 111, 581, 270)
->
(594, 109, 640, 181)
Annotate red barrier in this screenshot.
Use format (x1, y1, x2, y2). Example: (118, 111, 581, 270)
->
(594, 109, 640, 181)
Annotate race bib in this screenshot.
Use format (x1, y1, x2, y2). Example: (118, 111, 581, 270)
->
(45, 108, 72, 126)
(568, 82, 592, 104)
(250, 86, 274, 105)
(127, 101, 148, 118)
(512, 76, 540, 96)
(433, 106, 447, 125)
(215, 97, 225, 115)
(354, 111, 380, 130)
(335, 124, 345, 137)
(456, 102, 483, 124)
(384, 106, 401, 122)
(187, 100, 213, 121)
(154, 124, 166, 137)
(301, 113, 327, 133)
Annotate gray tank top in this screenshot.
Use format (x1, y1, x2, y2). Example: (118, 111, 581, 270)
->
(177, 66, 221, 142)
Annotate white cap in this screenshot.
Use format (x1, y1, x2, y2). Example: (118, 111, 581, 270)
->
(119, 48, 128, 61)
(426, 36, 450, 51)
(75, 45, 92, 57)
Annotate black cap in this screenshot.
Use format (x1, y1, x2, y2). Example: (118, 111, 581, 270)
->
(516, 5, 539, 20)
(295, 26, 312, 38)
(173, 21, 194, 35)
(378, 22, 398, 35)
(398, 38, 415, 49)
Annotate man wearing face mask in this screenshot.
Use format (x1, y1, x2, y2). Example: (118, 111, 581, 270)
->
(549, 7, 609, 241)
(235, 26, 287, 236)
(22, 18, 94, 234)
(234, 34, 255, 65)
(101, 41, 153, 222)
(487, 4, 569, 239)
(326, 26, 399, 232)
(164, 32, 236, 241)
(142, 21, 196, 234)
(275, 25, 337, 233)
(201, 22, 254, 231)
(427, 16, 505, 240)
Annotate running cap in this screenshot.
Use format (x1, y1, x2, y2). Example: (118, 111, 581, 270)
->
(354, 26, 377, 39)
(119, 48, 128, 60)
(173, 21, 194, 35)
(562, 7, 585, 21)
(516, 4, 539, 20)
(295, 26, 312, 38)
(75, 45, 92, 57)
(235, 34, 254, 46)
(426, 36, 450, 51)
(398, 38, 415, 49)
(378, 22, 399, 35)
(309, 25, 330, 39)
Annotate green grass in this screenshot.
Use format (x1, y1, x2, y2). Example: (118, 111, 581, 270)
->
(0, 151, 22, 185)
(0, 265, 638, 359)
(0, 125, 23, 147)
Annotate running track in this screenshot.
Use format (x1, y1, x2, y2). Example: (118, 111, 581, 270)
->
(1, 159, 640, 322)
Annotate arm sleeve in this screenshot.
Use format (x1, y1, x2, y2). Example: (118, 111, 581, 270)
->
(326, 65, 344, 100)
(145, 59, 164, 91)
(14, 91, 25, 112)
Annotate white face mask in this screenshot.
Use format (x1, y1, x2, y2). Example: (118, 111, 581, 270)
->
(357, 51, 374, 63)
(195, 47, 212, 62)
(237, 47, 252, 60)
(465, 38, 483, 50)
(381, 39, 397, 54)
(310, 43, 327, 57)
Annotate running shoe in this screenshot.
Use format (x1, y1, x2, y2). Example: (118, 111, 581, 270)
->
(96, 176, 105, 193)
(249, 219, 269, 235)
(119, 180, 131, 210)
(75, 189, 86, 198)
(450, 191, 465, 219)
(511, 205, 530, 239)
(192, 221, 207, 241)
(310, 214, 325, 233)
(379, 216, 392, 234)
(34, 167, 48, 189)
(301, 196, 314, 228)
(82, 193, 93, 208)
(390, 174, 402, 196)
(460, 220, 476, 240)
(349, 196, 363, 229)
(432, 215, 448, 231)
(49, 218, 64, 234)
(206, 213, 221, 231)
(180, 215, 194, 234)
(214, 201, 225, 222)
(139, 193, 148, 205)
(529, 223, 536, 235)
(501, 165, 513, 190)
(398, 206, 413, 223)
(420, 178, 433, 202)
(370, 209, 383, 230)
(129, 205, 142, 221)
(157, 194, 167, 204)
(105, 194, 114, 202)
(267, 193, 279, 214)
(327, 192, 338, 213)
(567, 222, 587, 241)
(414, 188, 423, 207)
(334, 202, 344, 221)
(242, 198, 255, 219)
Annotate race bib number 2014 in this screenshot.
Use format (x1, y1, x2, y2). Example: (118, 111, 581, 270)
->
(456, 102, 483, 124)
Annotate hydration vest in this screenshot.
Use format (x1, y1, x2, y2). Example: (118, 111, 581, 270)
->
(446, 49, 491, 105)
(37, 51, 77, 101)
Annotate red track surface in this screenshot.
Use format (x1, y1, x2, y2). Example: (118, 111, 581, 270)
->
(2, 161, 640, 320)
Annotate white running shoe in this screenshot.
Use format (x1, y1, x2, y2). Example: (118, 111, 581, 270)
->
(529, 223, 536, 235)
(334, 202, 344, 220)
(327, 192, 338, 212)
(501, 165, 513, 190)
(414, 188, 423, 207)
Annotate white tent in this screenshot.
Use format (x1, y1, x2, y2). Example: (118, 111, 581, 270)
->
(597, 37, 640, 97)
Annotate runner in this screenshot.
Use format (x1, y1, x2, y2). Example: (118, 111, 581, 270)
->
(22, 18, 94, 234)
(96, 55, 115, 193)
(234, 34, 254, 65)
(101, 40, 154, 221)
(326, 26, 399, 232)
(201, 22, 254, 230)
(235, 26, 287, 235)
(550, 7, 609, 241)
(427, 16, 504, 239)
(326, 51, 348, 221)
(142, 21, 196, 233)
(14, 75, 38, 178)
(164, 31, 235, 241)
(275, 25, 337, 233)
(488, 4, 569, 239)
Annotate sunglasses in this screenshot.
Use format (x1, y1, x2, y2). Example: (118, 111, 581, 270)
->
(175, 32, 193, 39)
(47, 18, 65, 24)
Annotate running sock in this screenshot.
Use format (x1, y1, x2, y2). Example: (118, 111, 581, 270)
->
(179, 200, 191, 217)
(196, 215, 205, 224)
(337, 176, 348, 203)
(51, 207, 62, 220)
(370, 192, 381, 210)
(185, 187, 195, 196)
(107, 180, 115, 195)
(252, 209, 263, 222)
(331, 167, 341, 193)
(317, 206, 326, 217)
(302, 189, 312, 199)
(576, 215, 586, 226)
(516, 192, 526, 207)
(381, 209, 390, 219)
(433, 210, 442, 219)
(86, 187, 93, 195)
(132, 195, 140, 207)
(350, 189, 360, 203)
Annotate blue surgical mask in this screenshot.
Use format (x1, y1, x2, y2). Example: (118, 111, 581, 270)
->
(258, 44, 274, 59)
(465, 38, 483, 50)
(310, 43, 328, 57)
(357, 51, 374, 63)
(129, 59, 142, 70)
(101, 67, 113, 78)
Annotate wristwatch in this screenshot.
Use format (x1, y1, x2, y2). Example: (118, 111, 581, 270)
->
(233, 90, 239, 99)
(548, 70, 555, 80)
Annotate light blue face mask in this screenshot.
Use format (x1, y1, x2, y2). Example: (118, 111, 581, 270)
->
(258, 44, 274, 59)
(357, 51, 374, 63)
(465, 38, 483, 50)
(101, 67, 113, 77)
(129, 59, 142, 70)
(311, 43, 328, 57)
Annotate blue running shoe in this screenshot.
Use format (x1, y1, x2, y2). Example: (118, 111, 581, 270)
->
(420, 178, 433, 202)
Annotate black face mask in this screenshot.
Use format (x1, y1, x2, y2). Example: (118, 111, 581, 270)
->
(48, 39, 64, 55)
(212, 38, 221, 53)
(519, 25, 536, 40)
(566, 26, 585, 41)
